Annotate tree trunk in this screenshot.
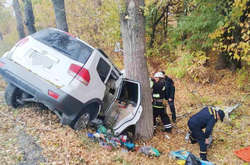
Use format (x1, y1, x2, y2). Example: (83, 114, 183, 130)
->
(51, 0, 68, 32)
(164, 5, 169, 38)
(121, 0, 153, 140)
(23, 0, 36, 34)
(149, 4, 168, 48)
(12, 0, 25, 39)
(215, 52, 228, 70)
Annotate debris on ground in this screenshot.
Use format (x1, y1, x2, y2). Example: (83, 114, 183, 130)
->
(138, 146, 160, 157)
(169, 150, 214, 165)
(234, 146, 250, 162)
(87, 125, 162, 157)
(185, 153, 201, 165)
(87, 125, 135, 151)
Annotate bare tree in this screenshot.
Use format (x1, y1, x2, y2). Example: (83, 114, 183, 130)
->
(121, 0, 153, 140)
(51, 0, 68, 32)
(12, 0, 25, 39)
(23, 0, 36, 34)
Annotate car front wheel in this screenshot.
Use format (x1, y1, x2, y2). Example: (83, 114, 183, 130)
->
(4, 83, 22, 108)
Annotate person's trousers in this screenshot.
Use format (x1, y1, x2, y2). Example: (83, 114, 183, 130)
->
(188, 121, 207, 160)
(153, 107, 172, 131)
(168, 100, 176, 121)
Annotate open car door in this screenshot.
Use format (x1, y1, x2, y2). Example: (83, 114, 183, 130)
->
(104, 79, 142, 136)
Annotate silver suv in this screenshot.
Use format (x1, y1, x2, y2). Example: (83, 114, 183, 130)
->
(0, 28, 142, 135)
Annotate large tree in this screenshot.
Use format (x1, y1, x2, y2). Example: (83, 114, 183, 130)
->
(12, 0, 25, 39)
(51, 0, 68, 32)
(121, 0, 153, 140)
(23, 0, 36, 34)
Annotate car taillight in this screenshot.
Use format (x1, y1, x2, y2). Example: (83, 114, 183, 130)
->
(48, 90, 59, 99)
(68, 64, 90, 86)
(0, 61, 5, 67)
(16, 37, 29, 47)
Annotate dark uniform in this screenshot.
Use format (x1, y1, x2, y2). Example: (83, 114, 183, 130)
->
(164, 75, 176, 122)
(187, 107, 219, 161)
(152, 79, 172, 132)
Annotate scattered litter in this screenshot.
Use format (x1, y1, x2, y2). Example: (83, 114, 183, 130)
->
(165, 134, 170, 139)
(185, 132, 190, 142)
(139, 146, 160, 157)
(124, 142, 135, 150)
(97, 125, 107, 134)
(87, 125, 161, 156)
(119, 135, 127, 143)
(169, 150, 214, 165)
(87, 125, 135, 151)
(234, 146, 250, 162)
(177, 159, 186, 165)
(185, 153, 201, 165)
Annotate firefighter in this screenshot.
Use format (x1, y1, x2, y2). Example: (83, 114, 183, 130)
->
(152, 72, 172, 133)
(161, 71, 176, 123)
(187, 107, 225, 161)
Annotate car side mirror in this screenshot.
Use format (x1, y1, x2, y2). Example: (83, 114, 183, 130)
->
(114, 42, 125, 54)
(114, 42, 121, 53)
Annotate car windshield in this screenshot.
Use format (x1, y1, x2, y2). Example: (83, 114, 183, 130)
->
(31, 28, 93, 64)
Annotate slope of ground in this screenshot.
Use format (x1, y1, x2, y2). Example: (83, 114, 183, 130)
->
(0, 68, 249, 165)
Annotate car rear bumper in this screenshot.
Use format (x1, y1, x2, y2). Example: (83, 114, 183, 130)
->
(0, 58, 86, 125)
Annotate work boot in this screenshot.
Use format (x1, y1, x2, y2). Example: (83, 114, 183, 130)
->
(190, 135, 197, 144)
(164, 128, 172, 133)
(200, 153, 208, 161)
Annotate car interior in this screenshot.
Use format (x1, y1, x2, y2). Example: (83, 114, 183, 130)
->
(104, 80, 139, 128)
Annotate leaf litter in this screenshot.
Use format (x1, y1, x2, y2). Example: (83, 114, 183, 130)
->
(0, 70, 249, 165)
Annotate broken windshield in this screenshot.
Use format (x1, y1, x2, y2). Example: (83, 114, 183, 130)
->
(31, 28, 93, 64)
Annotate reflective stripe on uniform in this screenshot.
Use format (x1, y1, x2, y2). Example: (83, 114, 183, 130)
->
(213, 110, 217, 119)
(208, 107, 213, 115)
(153, 105, 164, 108)
(164, 124, 172, 128)
(209, 107, 217, 120)
(153, 93, 160, 98)
(162, 86, 165, 91)
(200, 151, 207, 154)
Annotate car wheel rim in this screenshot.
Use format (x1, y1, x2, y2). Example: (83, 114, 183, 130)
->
(75, 113, 90, 130)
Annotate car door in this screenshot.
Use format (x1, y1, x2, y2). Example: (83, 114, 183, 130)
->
(111, 79, 143, 136)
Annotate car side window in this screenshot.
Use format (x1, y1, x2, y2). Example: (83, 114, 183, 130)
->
(97, 58, 111, 82)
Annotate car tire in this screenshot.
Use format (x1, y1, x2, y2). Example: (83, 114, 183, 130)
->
(4, 83, 22, 108)
(71, 103, 101, 130)
(73, 112, 90, 130)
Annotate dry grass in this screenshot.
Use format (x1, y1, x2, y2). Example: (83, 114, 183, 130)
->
(0, 68, 249, 165)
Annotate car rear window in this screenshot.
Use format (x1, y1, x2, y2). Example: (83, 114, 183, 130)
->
(31, 28, 93, 64)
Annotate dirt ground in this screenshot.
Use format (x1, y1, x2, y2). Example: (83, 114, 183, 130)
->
(0, 70, 249, 165)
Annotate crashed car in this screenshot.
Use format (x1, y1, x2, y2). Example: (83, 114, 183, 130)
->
(0, 28, 142, 135)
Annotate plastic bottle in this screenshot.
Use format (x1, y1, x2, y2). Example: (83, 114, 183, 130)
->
(185, 132, 190, 142)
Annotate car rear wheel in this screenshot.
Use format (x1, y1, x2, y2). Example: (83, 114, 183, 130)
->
(73, 112, 90, 130)
(71, 103, 101, 131)
(4, 83, 22, 108)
